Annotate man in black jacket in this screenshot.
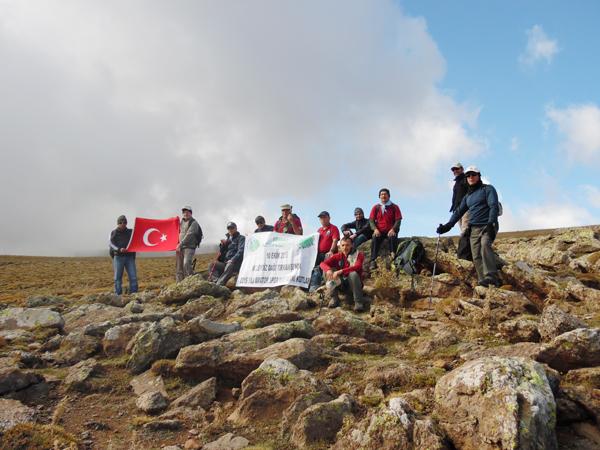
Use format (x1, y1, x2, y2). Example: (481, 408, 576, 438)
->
(254, 216, 274, 233)
(209, 222, 246, 286)
(109, 215, 138, 295)
(341, 207, 373, 250)
(450, 163, 469, 233)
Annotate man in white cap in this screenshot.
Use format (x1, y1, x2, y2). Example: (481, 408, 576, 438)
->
(208, 222, 245, 286)
(436, 166, 501, 287)
(273, 204, 303, 235)
(450, 163, 469, 233)
(176, 206, 203, 282)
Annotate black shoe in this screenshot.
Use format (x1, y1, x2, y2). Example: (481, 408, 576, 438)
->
(478, 276, 501, 288)
(353, 302, 366, 312)
(328, 297, 340, 308)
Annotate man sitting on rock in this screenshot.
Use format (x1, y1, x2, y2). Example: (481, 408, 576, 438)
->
(309, 211, 340, 292)
(208, 222, 246, 286)
(321, 237, 366, 311)
(341, 207, 373, 250)
(369, 188, 402, 270)
(436, 166, 501, 287)
(274, 204, 303, 235)
(254, 215, 274, 233)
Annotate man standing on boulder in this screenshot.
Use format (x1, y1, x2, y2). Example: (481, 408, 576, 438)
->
(321, 237, 366, 311)
(254, 216, 274, 233)
(309, 211, 340, 292)
(208, 222, 245, 286)
(369, 188, 402, 270)
(110, 215, 138, 295)
(341, 207, 372, 250)
(176, 206, 202, 282)
(436, 166, 501, 287)
(450, 163, 470, 233)
(273, 204, 303, 235)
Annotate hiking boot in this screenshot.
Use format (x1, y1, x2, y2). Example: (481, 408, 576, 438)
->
(478, 276, 501, 288)
(328, 297, 340, 308)
(353, 301, 366, 312)
(369, 261, 377, 271)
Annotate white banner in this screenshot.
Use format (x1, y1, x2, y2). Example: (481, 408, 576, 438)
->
(236, 232, 319, 288)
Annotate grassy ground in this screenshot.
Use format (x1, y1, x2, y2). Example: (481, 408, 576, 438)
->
(0, 254, 214, 306)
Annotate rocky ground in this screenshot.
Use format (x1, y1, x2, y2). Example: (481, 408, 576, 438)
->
(1, 226, 600, 449)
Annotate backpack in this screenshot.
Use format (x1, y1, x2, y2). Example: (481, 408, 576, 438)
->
(483, 185, 503, 217)
(394, 238, 425, 276)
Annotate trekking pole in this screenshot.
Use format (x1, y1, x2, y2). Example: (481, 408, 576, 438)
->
(429, 233, 441, 306)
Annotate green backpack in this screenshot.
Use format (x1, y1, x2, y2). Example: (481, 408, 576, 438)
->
(394, 238, 425, 276)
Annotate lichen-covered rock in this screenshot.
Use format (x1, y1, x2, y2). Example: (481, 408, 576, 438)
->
(537, 327, 600, 372)
(172, 377, 217, 410)
(127, 317, 191, 374)
(53, 332, 101, 365)
(242, 311, 304, 329)
(434, 356, 557, 450)
(538, 304, 587, 341)
(229, 358, 332, 428)
(64, 358, 100, 392)
(0, 307, 64, 331)
(498, 317, 540, 343)
(102, 322, 145, 356)
(473, 286, 539, 316)
(25, 295, 66, 308)
(202, 433, 249, 450)
(0, 399, 36, 432)
(563, 366, 600, 388)
(187, 318, 241, 341)
(290, 393, 355, 448)
(412, 329, 459, 356)
(313, 309, 388, 341)
(63, 303, 125, 333)
(0, 367, 44, 395)
(565, 281, 600, 303)
(136, 390, 169, 414)
(130, 371, 168, 397)
(461, 342, 543, 362)
(82, 292, 129, 307)
(156, 275, 230, 305)
(180, 296, 226, 320)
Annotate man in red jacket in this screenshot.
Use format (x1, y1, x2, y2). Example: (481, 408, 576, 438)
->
(320, 237, 366, 312)
(368, 188, 402, 270)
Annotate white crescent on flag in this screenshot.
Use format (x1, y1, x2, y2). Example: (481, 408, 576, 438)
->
(142, 228, 160, 246)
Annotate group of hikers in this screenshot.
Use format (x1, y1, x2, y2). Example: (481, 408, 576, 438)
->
(110, 163, 501, 310)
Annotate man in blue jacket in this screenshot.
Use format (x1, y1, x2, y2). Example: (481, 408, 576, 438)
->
(209, 222, 246, 286)
(436, 166, 501, 287)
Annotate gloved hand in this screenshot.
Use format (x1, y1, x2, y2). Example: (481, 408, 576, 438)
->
(436, 223, 451, 234)
(485, 223, 497, 240)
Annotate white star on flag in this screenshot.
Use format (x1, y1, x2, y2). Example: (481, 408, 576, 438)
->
(160, 234, 168, 242)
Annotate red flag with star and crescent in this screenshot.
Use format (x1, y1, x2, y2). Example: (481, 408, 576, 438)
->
(127, 217, 180, 252)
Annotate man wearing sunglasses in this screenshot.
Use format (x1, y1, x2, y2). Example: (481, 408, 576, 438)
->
(109, 215, 138, 295)
(450, 163, 469, 233)
(437, 166, 501, 287)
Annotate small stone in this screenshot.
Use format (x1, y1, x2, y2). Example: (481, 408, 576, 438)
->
(143, 419, 182, 431)
(202, 433, 250, 450)
(136, 391, 169, 414)
(184, 438, 201, 450)
(172, 377, 217, 410)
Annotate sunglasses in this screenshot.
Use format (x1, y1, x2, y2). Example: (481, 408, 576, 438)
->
(451, 167, 461, 171)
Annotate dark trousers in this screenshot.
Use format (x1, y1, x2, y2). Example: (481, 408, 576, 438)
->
(113, 254, 138, 295)
(470, 225, 498, 282)
(370, 234, 398, 261)
(309, 253, 327, 292)
(209, 260, 241, 286)
(327, 272, 364, 304)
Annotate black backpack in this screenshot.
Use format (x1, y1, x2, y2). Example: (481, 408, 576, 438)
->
(394, 238, 425, 275)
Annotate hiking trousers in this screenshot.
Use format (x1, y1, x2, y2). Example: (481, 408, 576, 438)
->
(470, 225, 497, 282)
(327, 272, 364, 305)
(370, 234, 398, 261)
(176, 247, 195, 282)
(209, 260, 241, 286)
(113, 254, 138, 295)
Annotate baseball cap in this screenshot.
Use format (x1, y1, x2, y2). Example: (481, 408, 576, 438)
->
(182, 206, 193, 213)
(226, 222, 237, 229)
(317, 211, 330, 218)
(280, 204, 292, 210)
(465, 166, 480, 175)
(451, 162, 463, 170)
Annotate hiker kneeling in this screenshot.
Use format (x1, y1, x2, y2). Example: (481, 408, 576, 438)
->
(208, 222, 245, 286)
(320, 237, 366, 312)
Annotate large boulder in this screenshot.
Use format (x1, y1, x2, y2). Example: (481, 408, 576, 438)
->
(228, 358, 333, 427)
(187, 318, 242, 341)
(127, 317, 191, 374)
(537, 327, 600, 372)
(64, 358, 101, 392)
(313, 309, 388, 341)
(0, 367, 44, 395)
(180, 296, 226, 320)
(156, 275, 230, 305)
(434, 356, 557, 450)
(538, 304, 587, 341)
(53, 332, 101, 365)
(0, 307, 63, 331)
(102, 322, 145, 356)
(498, 317, 540, 343)
(0, 399, 36, 432)
(63, 303, 125, 333)
(334, 397, 448, 450)
(290, 394, 355, 448)
(26, 295, 66, 308)
(172, 377, 217, 410)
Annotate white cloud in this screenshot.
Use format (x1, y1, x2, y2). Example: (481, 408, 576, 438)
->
(500, 202, 595, 231)
(519, 25, 559, 66)
(510, 136, 519, 152)
(582, 185, 600, 208)
(0, 0, 482, 255)
(546, 103, 600, 162)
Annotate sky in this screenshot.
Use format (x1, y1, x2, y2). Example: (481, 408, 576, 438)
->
(0, 0, 599, 256)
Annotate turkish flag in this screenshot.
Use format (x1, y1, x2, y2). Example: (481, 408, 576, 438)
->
(127, 217, 180, 252)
